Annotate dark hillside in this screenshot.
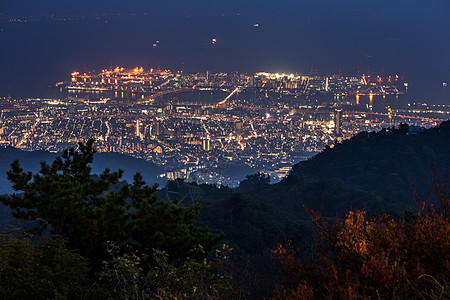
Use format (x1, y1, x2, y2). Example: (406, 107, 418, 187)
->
(283, 121, 450, 209)
(197, 193, 313, 255)
(156, 122, 450, 251)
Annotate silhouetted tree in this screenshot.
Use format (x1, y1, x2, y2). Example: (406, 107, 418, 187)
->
(0, 139, 219, 267)
(238, 172, 270, 192)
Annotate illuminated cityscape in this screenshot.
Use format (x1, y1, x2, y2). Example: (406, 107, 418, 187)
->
(0, 1, 449, 297)
(0, 67, 447, 186)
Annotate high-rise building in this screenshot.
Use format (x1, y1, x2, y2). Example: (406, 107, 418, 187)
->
(154, 122, 161, 136)
(202, 138, 211, 151)
(335, 109, 342, 136)
(136, 120, 141, 137)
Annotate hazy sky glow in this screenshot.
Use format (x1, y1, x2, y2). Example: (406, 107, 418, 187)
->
(1, 0, 449, 102)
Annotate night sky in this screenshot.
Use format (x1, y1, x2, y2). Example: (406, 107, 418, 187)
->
(1, 0, 449, 103)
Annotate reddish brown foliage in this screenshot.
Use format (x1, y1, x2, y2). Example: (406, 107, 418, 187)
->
(273, 194, 450, 299)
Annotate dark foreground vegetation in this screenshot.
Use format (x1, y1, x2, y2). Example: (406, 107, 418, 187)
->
(273, 190, 449, 299)
(0, 122, 449, 299)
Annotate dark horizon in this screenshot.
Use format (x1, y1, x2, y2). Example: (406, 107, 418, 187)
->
(1, 0, 449, 103)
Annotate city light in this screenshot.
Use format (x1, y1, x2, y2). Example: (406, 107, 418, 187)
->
(0, 67, 444, 186)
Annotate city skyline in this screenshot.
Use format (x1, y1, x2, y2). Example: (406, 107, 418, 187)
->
(1, 66, 446, 186)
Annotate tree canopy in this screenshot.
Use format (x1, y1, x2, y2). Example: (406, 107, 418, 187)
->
(0, 139, 220, 266)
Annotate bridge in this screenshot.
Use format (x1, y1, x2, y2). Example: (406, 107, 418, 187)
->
(348, 111, 445, 123)
(147, 88, 193, 101)
(216, 86, 242, 107)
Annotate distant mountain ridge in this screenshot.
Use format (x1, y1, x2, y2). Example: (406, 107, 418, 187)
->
(0, 147, 165, 228)
(0, 147, 164, 196)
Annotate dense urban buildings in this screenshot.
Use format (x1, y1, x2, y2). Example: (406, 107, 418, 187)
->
(0, 67, 447, 186)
